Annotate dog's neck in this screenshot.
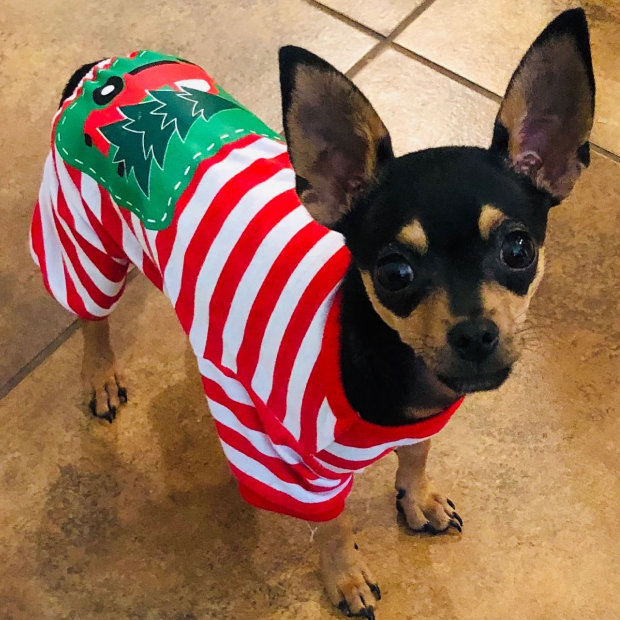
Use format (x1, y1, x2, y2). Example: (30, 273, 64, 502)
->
(339, 267, 459, 426)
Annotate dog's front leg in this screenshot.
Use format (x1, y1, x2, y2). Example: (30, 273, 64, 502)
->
(395, 440, 463, 534)
(317, 509, 381, 618)
(81, 318, 127, 422)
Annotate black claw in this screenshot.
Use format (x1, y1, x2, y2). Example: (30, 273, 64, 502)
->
(338, 600, 352, 617)
(354, 543, 359, 550)
(452, 512, 463, 526)
(370, 583, 381, 601)
(395, 499, 404, 514)
(396, 488, 406, 500)
(450, 520, 462, 533)
(88, 399, 97, 416)
(359, 606, 375, 620)
(447, 498, 456, 509)
(117, 386, 128, 403)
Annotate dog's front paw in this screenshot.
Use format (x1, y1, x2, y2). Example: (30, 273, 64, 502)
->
(321, 543, 381, 619)
(396, 485, 462, 534)
(87, 373, 128, 423)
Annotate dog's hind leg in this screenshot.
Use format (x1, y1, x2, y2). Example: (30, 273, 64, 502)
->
(317, 510, 381, 618)
(81, 318, 127, 423)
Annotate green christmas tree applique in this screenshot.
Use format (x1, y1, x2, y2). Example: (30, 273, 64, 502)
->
(100, 88, 244, 196)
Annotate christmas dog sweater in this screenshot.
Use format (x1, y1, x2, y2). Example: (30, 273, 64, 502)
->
(31, 51, 463, 521)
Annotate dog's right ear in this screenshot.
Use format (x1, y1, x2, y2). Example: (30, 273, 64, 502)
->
(491, 9, 595, 203)
(279, 46, 393, 228)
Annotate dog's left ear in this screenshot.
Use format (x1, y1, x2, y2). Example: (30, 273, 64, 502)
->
(491, 8, 595, 202)
(279, 46, 393, 228)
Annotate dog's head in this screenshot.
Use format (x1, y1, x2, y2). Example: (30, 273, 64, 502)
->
(279, 9, 595, 394)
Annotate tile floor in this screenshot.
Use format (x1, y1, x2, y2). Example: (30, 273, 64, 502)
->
(1, 1, 619, 619)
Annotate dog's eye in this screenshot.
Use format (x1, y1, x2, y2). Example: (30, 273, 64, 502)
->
(500, 231, 536, 270)
(375, 254, 415, 292)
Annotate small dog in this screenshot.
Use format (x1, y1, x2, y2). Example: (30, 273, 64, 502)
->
(31, 9, 594, 618)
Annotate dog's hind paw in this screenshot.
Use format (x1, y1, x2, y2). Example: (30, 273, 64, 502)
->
(88, 373, 128, 423)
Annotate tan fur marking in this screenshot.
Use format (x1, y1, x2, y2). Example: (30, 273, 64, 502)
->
(478, 205, 506, 240)
(480, 248, 545, 333)
(360, 271, 457, 365)
(397, 219, 428, 254)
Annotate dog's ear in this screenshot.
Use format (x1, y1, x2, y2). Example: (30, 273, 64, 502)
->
(491, 8, 595, 203)
(279, 46, 393, 228)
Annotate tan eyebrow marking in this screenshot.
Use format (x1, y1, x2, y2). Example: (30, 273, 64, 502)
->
(478, 205, 507, 240)
(397, 219, 428, 254)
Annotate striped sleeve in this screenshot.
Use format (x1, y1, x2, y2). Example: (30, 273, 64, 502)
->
(30, 149, 129, 320)
(199, 359, 353, 522)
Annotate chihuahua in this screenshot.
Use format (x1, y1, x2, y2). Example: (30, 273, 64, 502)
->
(31, 8, 594, 618)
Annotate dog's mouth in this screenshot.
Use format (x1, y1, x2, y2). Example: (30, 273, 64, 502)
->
(437, 366, 512, 394)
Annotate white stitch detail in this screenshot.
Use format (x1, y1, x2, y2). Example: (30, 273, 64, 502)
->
(89, 167, 96, 173)
(146, 218, 156, 223)
(235, 128, 244, 133)
(167, 197, 173, 206)
(184, 166, 191, 175)
(74, 158, 84, 165)
(114, 195, 122, 200)
(193, 152, 202, 159)
(220, 134, 229, 139)
(174, 181, 181, 190)
(61, 147, 69, 155)
(207, 143, 215, 151)
(126, 201, 133, 206)
(161, 213, 167, 222)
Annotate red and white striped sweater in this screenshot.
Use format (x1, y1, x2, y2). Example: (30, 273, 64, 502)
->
(31, 54, 462, 522)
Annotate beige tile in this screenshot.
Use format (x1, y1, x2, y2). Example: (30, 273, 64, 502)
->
(395, 0, 620, 155)
(355, 48, 499, 154)
(0, 0, 375, 388)
(1, 46, 620, 619)
(317, 0, 423, 35)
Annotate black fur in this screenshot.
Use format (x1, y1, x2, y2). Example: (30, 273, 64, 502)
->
(59, 60, 104, 107)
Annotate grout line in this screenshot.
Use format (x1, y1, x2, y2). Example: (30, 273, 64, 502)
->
(386, 0, 440, 41)
(346, 42, 386, 78)
(392, 42, 502, 102)
(591, 143, 620, 165)
(303, 0, 384, 40)
(0, 320, 82, 401)
(0, 268, 140, 402)
(346, 0, 440, 78)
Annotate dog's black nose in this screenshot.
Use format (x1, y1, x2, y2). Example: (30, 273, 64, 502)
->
(448, 318, 499, 363)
